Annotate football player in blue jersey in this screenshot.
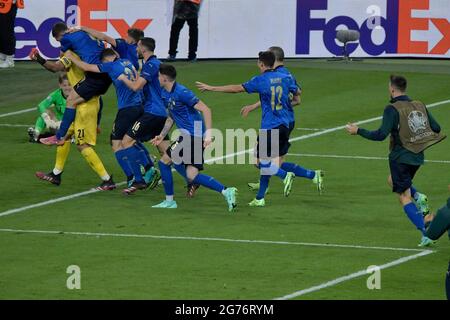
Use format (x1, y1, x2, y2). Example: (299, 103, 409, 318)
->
(241, 46, 324, 194)
(196, 51, 303, 207)
(150, 64, 237, 211)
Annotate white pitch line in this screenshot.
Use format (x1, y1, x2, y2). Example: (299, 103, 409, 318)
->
(0, 182, 126, 218)
(296, 128, 325, 131)
(0, 107, 35, 118)
(288, 153, 450, 164)
(0, 98, 449, 217)
(0, 228, 426, 252)
(274, 249, 434, 300)
(0, 124, 33, 128)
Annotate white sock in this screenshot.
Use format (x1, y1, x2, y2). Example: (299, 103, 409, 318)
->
(221, 189, 227, 196)
(53, 168, 62, 175)
(166, 195, 174, 202)
(101, 174, 111, 181)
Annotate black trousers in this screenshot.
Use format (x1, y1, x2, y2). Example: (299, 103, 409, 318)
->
(168, 17, 198, 59)
(0, 5, 18, 55)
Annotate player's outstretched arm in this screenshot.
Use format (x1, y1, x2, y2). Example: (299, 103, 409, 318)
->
(194, 100, 213, 147)
(196, 82, 245, 93)
(65, 51, 100, 73)
(29, 48, 65, 73)
(80, 26, 117, 47)
(118, 74, 146, 92)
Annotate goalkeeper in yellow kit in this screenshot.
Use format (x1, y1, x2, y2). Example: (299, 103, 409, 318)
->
(29, 49, 115, 190)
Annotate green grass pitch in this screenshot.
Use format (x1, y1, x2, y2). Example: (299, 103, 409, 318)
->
(0, 59, 449, 299)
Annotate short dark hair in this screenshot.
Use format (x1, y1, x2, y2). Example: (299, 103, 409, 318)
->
(139, 37, 156, 52)
(258, 51, 275, 68)
(390, 75, 407, 92)
(101, 48, 118, 61)
(52, 22, 68, 38)
(268, 46, 285, 62)
(128, 28, 144, 43)
(58, 72, 68, 84)
(159, 63, 177, 81)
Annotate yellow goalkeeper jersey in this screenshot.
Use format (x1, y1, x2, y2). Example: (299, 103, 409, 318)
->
(59, 51, 85, 86)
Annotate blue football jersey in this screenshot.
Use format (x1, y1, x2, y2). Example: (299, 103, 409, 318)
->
(98, 59, 142, 109)
(114, 39, 140, 70)
(161, 83, 204, 137)
(140, 56, 167, 117)
(274, 65, 301, 124)
(60, 31, 104, 64)
(242, 70, 299, 130)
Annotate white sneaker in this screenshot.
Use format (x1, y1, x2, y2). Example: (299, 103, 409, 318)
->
(0, 53, 6, 61)
(0, 56, 14, 68)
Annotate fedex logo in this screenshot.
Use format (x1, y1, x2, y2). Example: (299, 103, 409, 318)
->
(296, 0, 450, 56)
(15, 0, 153, 59)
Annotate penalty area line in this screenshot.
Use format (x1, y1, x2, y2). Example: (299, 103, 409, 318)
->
(274, 249, 434, 300)
(0, 228, 427, 252)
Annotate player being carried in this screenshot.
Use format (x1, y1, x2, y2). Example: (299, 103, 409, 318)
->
(74, 25, 143, 71)
(29, 49, 115, 190)
(241, 46, 324, 194)
(28, 73, 71, 142)
(196, 51, 299, 207)
(34, 22, 113, 146)
(150, 64, 238, 211)
(64, 48, 160, 191)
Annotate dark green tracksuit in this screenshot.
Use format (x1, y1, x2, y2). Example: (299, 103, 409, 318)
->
(357, 95, 441, 193)
(425, 198, 450, 300)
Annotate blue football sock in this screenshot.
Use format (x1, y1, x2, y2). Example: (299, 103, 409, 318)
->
(403, 202, 425, 234)
(259, 160, 286, 179)
(193, 174, 225, 193)
(173, 163, 188, 182)
(115, 150, 133, 178)
(256, 175, 270, 200)
(275, 167, 287, 179)
(281, 162, 315, 179)
(122, 146, 144, 183)
(135, 142, 153, 169)
(159, 161, 174, 196)
(56, 107, 76, 139)
(410, 186, 419, 201)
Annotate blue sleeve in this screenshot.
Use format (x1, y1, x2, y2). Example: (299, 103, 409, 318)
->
(242, 76, 261, 94)
(97, 62, 113, 75)
(60, 35, 72, 52)
(181, 89, 200, 108)
(114, 39, 127, 56)
(288, 77, 299, 94)
(141, 62, 156, 82)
